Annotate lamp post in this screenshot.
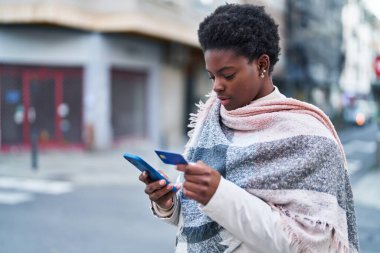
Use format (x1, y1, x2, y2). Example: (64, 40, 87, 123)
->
(29, 106, 38, 170)
(376, 133, 380, 169)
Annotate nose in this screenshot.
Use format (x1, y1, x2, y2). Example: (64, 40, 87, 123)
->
(212, 78, 225, 93)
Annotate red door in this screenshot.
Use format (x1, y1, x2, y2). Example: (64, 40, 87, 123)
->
(0, 65, 83, 151)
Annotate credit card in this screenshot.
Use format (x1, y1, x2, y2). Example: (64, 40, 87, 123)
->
(155, 150, 188, 165)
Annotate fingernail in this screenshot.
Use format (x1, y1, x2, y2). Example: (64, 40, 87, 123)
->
(166, 184, 172, 190)
(159, 180, 166, 186)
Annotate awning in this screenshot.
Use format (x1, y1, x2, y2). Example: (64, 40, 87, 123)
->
(0, 2, 200, 47)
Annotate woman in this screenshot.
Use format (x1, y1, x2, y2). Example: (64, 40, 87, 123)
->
(139, 3, 359, 253)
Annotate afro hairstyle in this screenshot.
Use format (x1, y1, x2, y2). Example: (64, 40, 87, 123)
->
(198, 3, 280, 73)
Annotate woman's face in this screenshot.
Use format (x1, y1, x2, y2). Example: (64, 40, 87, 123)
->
(204, 49, 272, 111)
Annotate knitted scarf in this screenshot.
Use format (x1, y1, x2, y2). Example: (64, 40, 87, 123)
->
(176, 93, 359, 253)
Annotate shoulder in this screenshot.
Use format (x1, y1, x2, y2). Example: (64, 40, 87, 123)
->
(267, 97, 338, 141)
(231, 111, 337, 149)
(275, 110, 335, 140)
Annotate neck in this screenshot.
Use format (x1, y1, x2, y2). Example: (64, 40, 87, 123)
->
(255, 78, 274, 100)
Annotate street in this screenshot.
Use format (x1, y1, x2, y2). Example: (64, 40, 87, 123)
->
(0, 184, 177, 253)
(0, 125, 379, 253)
(340, 123, 380, 253)
(0, 142, 179, 253)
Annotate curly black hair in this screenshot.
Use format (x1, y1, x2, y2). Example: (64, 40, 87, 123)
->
(198, 3, 280, 73)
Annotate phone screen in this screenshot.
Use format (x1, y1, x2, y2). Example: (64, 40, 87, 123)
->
(123, 153, 177, 192)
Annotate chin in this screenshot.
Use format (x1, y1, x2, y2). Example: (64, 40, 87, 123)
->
(223, 104, 238, 111)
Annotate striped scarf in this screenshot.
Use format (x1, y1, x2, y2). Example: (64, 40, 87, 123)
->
(176, 92, 359, 253)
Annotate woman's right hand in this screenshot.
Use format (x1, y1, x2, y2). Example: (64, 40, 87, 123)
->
(139, 171, 180, 210)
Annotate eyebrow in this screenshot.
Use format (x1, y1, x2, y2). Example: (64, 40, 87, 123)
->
(206, 66, 235, 74)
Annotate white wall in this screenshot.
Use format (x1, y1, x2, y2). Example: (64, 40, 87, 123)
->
(0, 26, 88, 64)
(340, 3, 373, 94)
(159, 64, 186, 149)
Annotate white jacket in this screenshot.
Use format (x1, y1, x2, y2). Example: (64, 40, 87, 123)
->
(152, 177, 295, 253)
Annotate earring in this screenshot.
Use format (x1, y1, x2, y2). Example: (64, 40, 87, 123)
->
(260, 69, 266, 79)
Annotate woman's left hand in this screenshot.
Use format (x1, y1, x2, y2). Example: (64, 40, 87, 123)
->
(176, 161, 221, 206)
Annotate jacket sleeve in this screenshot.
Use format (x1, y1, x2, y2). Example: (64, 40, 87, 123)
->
(151, 195, 180, 226)
(200, 177, 294, 253)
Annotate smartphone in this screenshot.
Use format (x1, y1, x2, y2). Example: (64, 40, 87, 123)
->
(123, 153, 177, 192)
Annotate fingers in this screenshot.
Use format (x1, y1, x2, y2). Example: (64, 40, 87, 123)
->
(139, 169, 169, 184)
(183, 189, 203, 203)
(143, 177, 180, 203)
(145, 179, 167, 194)
(139, 169, 181, 209)
(182, 181, 210, 205)
(176, 161, 208, 175)
(184, 173, 211, 186)
(148, 184, 175, 202)
(178, 161, 221, 205)
(138, 171, 152, 184)
(176, 164, 187, 172)
(147, 182, 181, 206)
(183, 180, 207, 195)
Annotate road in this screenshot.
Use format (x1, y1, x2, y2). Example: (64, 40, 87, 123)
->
(0, 184, 177, 253)
(339, 122, 377, 184)
(0, 123, 379, 253)
(0, 145, 179, 253)
(340, 122, 380, 253)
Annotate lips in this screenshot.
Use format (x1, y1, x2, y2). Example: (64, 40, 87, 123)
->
(218, 96, 231, 106)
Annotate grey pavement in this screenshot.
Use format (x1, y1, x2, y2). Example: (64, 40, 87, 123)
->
(0, 140, 182, 187)
(352, 169, 380, 253)
(1, 141, 378, 206)
(0, 141, 182, 253)
(353, 169, 380, 210)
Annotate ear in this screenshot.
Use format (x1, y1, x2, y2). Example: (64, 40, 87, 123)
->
(257, 54, 270, 73)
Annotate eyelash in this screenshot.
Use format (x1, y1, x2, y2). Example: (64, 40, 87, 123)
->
(224, 74, 235, 80)
(208, 74, 235, 81)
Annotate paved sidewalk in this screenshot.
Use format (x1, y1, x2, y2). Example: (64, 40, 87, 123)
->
(352, 169, 380, 253)
(1, 143, 379, 207)
(353, 169, 380, 210)
(0, 141, 182, 187)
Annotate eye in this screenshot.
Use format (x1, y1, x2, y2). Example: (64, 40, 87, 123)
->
(208, 75, 215, 81)
(224, 74, 235, 80)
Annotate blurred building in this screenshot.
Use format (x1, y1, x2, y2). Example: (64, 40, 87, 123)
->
(0, 0, 292, 151)
(246, 0, 380, 126)
(0, 0, 218, 151)
(285, 0, 346, 118)
(340, 0, 373, 96)
(3, 0, 377, 151)
(340, 0, 380, 125)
